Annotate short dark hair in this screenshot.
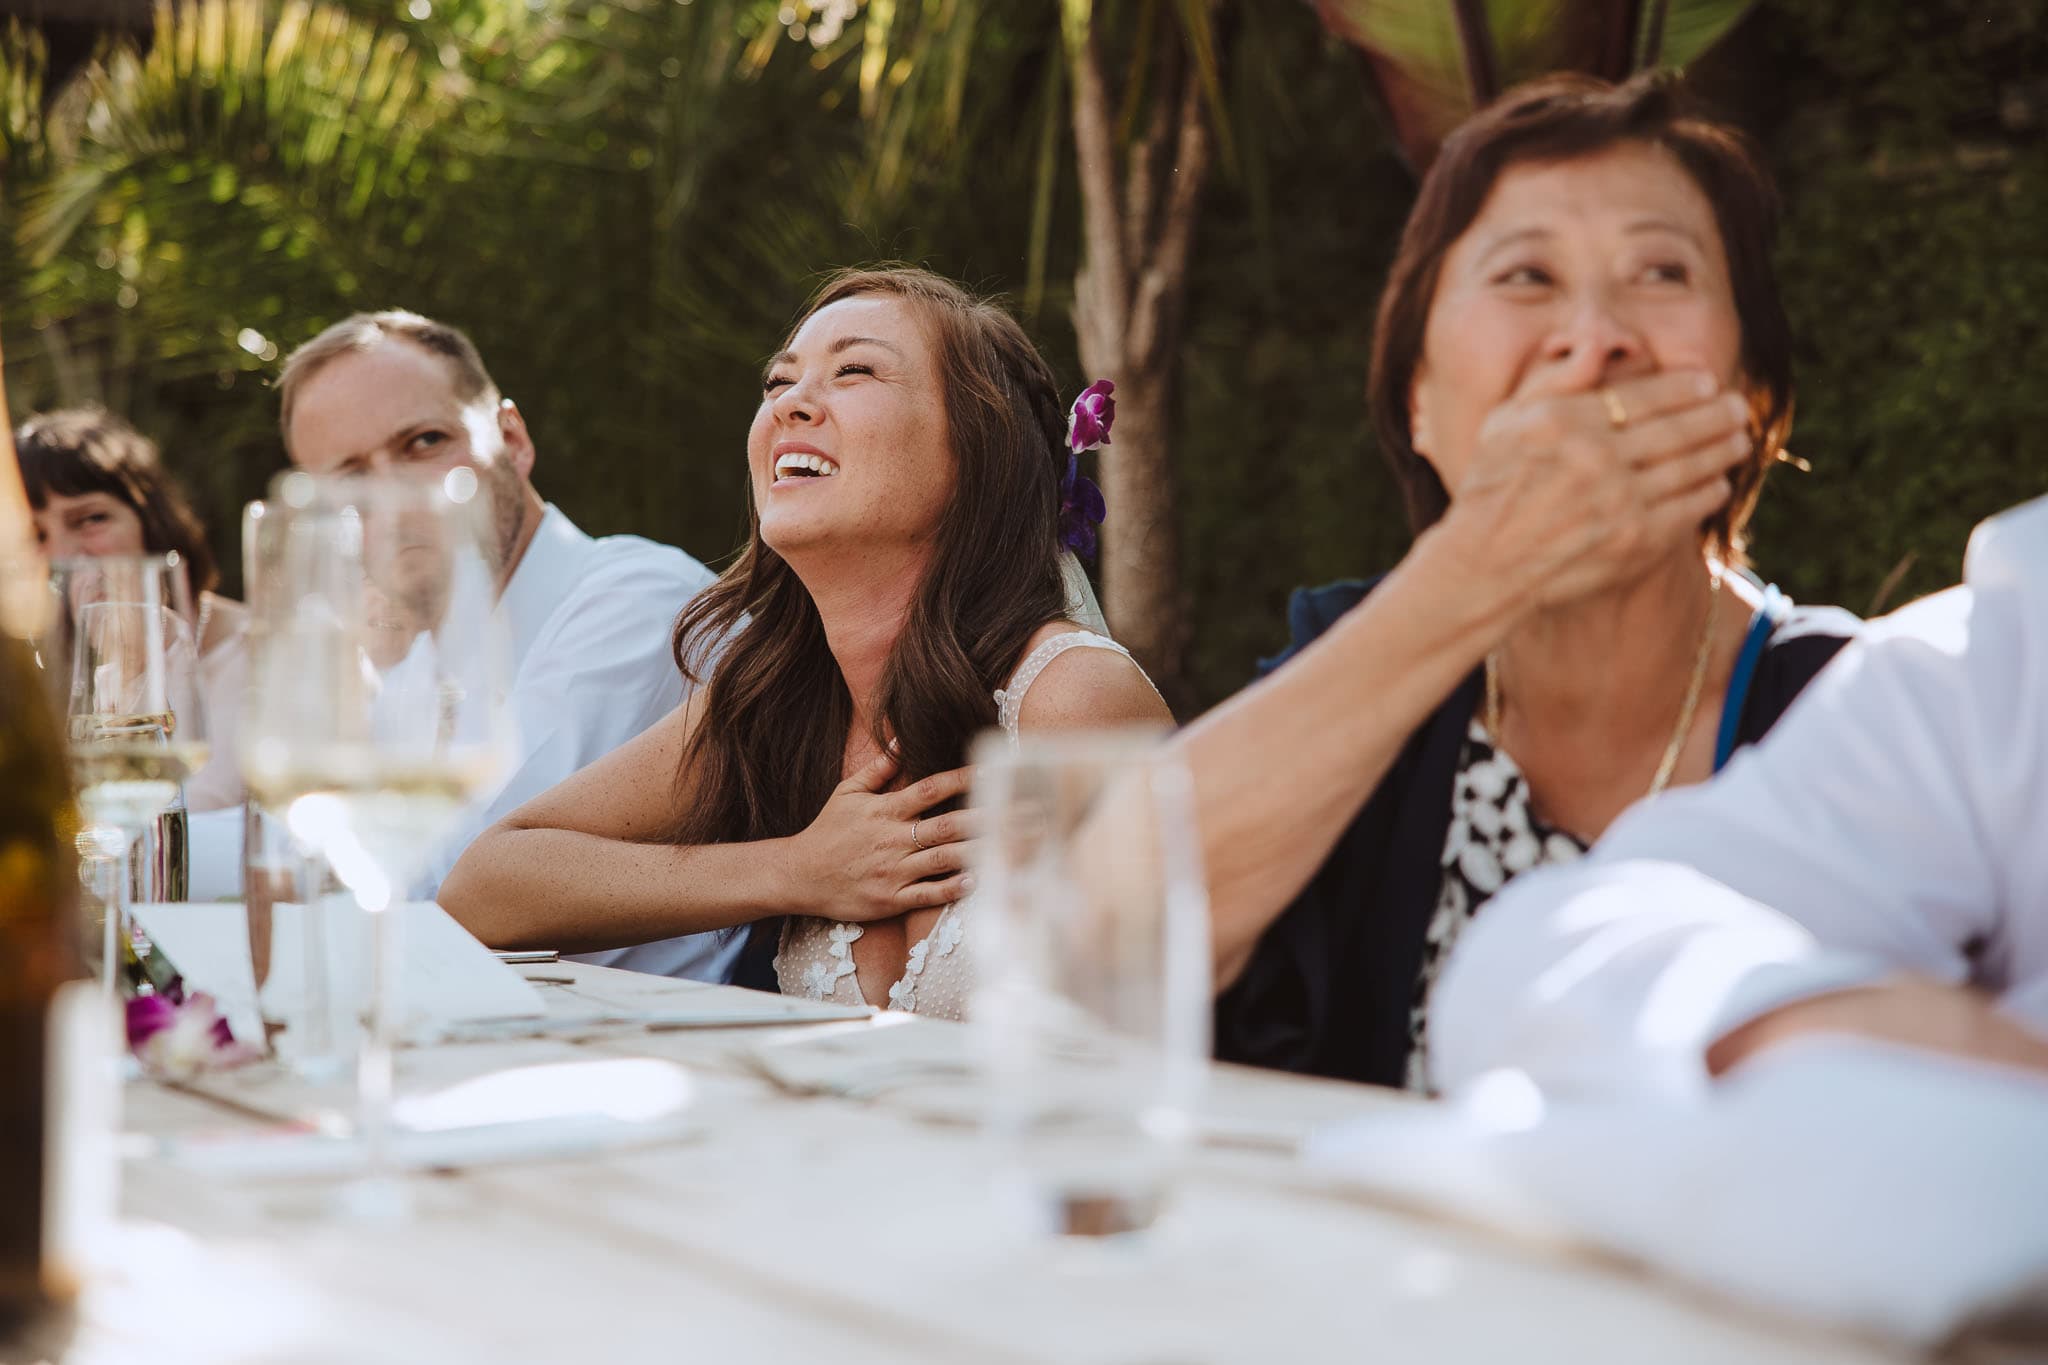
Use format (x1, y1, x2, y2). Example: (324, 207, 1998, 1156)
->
(17, 408, 219, 594)
(1368, 71, 1793, 565)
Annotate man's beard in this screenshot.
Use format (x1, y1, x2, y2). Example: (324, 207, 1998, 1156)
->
(476, 454, 528, 576)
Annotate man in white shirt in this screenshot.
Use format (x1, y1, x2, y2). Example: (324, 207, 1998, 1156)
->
(203, 309, 734, 982)
(1430, 494, 2048, 1098)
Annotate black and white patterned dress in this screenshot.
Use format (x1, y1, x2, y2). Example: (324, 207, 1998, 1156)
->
(1403, 719, 1588, 1092)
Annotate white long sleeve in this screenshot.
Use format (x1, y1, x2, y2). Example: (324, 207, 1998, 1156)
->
(1430, 495, 2048, 1099)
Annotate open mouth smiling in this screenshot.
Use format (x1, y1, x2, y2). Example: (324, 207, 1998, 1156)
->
(773, 451, 840, 484)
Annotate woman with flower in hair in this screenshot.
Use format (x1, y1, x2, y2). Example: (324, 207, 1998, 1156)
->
(442, 267, 1167, 1016)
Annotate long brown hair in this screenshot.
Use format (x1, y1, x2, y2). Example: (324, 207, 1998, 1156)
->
(1368, 71, 1793, 566)
(668, 267, 1072, 845)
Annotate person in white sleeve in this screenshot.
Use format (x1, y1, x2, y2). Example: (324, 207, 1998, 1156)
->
(196, 309, 731, 982)
(1429, 493, 2048, 1099)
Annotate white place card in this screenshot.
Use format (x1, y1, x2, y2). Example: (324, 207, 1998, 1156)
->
(128, 899, 547, 1047)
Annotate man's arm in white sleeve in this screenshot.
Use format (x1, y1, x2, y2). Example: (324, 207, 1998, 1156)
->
(1431, 498, 2048, 1098)
(414, 548, 709, 901)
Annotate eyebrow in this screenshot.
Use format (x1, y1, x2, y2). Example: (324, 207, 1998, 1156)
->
(1625, 217, 1708, 249)
(1471, 226, 1553, 267)
(763, 335, 906, 377)
(1472, 217, 1708, 269)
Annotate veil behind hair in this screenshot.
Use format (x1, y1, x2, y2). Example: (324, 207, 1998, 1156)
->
(1059, 550, 1109, 634)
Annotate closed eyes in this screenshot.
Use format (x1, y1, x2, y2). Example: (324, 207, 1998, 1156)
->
(762, 361, 876, 394)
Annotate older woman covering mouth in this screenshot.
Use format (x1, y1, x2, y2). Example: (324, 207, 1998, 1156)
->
(1186, 72, 1862, 1091)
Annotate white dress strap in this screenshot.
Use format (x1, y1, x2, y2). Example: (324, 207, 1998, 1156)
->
(993, 630, 1142, 737)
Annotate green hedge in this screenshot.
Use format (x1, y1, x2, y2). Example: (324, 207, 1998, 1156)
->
(6, 0, 2041, 711)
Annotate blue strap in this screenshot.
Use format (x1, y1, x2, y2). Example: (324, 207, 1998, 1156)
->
(1714, 583, 1786, 771)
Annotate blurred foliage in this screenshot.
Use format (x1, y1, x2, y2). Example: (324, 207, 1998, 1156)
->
(3, 0, 2044, 711)
(1312, 0, 1759, 168)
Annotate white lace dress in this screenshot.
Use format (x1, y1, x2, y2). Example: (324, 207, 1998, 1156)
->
(774, 629, 1145, 1020)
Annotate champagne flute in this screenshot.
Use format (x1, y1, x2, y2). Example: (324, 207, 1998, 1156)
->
(46, 555, 209, 1002)
(239, 469, 515, 1214)
(239, 497, 346, 1076)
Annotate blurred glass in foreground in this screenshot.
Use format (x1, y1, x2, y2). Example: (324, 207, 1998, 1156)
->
(239, 469, 516, 1216)
(972, 728, 1210, 1240)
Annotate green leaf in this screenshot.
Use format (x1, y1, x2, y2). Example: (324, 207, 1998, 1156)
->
(1311, 0, 1756, 170)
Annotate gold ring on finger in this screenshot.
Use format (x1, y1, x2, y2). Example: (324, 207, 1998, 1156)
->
(910, 818, 927, 851)
(1599, 387, 1629, 430)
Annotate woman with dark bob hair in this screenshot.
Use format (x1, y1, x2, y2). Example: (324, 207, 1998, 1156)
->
(1178, 72, 1861, 1090)
(442, 267, 1169, 1014)
(20, 407, 248, 812)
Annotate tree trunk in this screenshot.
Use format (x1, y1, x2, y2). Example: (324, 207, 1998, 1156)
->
(1064, 5, 1214, 711)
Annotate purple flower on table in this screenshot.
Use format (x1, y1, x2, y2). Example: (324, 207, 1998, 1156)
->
(1058, 454, 1107, 559)
(1066, 379, 1116, 454)
(125, 990, 180, 1049)
(126, 984, 253, 1078)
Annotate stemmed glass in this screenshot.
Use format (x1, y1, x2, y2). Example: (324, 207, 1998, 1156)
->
(42, 555, 209, 1003)
(971, 728, 1211, 1242)
(239, 469, 515, 1213)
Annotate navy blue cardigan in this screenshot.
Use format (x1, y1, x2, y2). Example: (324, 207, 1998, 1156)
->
(1212, 577, 1862, 1089)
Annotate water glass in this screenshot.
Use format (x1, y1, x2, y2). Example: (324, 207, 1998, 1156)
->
(970, 727, 1211, 1240)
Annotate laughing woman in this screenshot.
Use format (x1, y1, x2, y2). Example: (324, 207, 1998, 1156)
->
(1180, 74, 1863, 1091)
(440, 268, 1168, 1015)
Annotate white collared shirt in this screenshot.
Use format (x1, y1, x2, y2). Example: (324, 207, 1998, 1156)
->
(430, 504, 736, 982)
(194, 505, 736, 983)
(1429, 494, 2048, 1100)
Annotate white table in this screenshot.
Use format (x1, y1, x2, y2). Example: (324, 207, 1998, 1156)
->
(57, 964, 1908, 1364)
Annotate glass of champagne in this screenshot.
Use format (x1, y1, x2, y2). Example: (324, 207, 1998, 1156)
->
(239, 469, 515, 1214)
(239, 497, 345, 1077)
(45, 555, 209, 1002)
(970, 728, 1211, 1242)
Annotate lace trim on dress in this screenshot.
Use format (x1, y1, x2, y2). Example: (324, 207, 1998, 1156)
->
(776, 628, 1152, 1019)
(885, 899, 968, 1013)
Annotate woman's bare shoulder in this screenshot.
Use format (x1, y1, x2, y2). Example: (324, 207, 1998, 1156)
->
(1012, 624, 1172, 732)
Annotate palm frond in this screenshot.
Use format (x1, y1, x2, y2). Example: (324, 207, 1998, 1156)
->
(1312, 0, 1757, 171)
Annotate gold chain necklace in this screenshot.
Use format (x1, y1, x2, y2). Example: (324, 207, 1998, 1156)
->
(1484, 567, 1724, 800)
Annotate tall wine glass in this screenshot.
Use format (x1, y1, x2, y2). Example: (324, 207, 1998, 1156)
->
(45, 555, 209, 1003)
(239, 469, 515, 1213)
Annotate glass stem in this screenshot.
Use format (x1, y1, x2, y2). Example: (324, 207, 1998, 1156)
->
(298, 847, 332, 1065)
(356, 896, 402, 1196)
(102, 834, 134, 1005)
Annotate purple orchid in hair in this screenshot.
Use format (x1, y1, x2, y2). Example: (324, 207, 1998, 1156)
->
(1059, 453, 1108, 558)
(1059, 380, 1113, 558)
(1066, 379, 1116, 453)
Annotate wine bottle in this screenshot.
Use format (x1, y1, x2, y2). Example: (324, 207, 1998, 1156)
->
(0, 306, 93, 1340)
(0, 629, 87, 1334)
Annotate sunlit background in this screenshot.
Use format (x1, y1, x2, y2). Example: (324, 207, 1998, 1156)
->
(2, 0, 2043, 708)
